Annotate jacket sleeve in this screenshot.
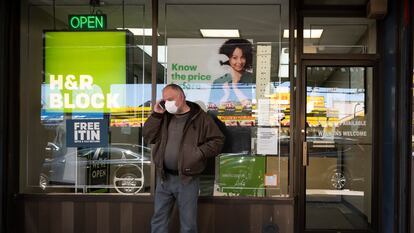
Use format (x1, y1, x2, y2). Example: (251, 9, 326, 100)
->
(198, 115, 225, 159)
(143, 112, 164, 144)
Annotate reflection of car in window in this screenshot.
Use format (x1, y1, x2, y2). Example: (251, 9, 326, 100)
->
(279, 135, 366, 190)
(39, 143, 151, 194)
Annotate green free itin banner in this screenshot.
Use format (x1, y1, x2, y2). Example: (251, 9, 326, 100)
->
(44, 31, 129, 113)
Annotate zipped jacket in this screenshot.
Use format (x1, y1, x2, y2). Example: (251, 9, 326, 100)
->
(143, 101, 225, 182)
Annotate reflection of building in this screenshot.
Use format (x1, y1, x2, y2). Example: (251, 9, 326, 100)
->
(110, 106, 152, 127)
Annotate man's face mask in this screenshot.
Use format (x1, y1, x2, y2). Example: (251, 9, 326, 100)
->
(165, 100, 178, 114)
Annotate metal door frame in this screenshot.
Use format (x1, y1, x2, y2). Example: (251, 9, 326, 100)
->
(296, 58, 379, 233)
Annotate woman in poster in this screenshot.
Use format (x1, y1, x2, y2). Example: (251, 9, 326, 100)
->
(210, 39, 254, 107)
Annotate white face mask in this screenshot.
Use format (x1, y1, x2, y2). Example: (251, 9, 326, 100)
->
(165, 100, 178, 114)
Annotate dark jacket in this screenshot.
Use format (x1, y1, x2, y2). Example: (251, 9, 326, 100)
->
(143, 101, 225, 182)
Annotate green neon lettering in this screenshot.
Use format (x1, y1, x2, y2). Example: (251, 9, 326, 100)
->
(70, 17, 80, 29)
(87, 16, 95, 28)
(95, 16, 103, 29)
(80, 16, 88, 28)
(69, 15, 106, 30)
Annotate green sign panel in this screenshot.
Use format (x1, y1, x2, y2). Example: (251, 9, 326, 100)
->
(218, 155, 265, 197)
(44, 31, 128, 113)
(69, 15, 107, 30)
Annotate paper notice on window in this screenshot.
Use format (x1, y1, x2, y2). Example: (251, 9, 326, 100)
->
(264, 174, 278, 187)
(257, 99, 271, 126)
(257, 127, 278, 155)
(258, 99, 280, 126)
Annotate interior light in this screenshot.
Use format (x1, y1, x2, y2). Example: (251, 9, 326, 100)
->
(200, 29, 240, 38)
(283, 29, 323, 39)
(117, 28, 160, 36)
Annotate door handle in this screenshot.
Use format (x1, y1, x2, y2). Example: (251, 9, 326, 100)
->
(303, 141, 309, 166)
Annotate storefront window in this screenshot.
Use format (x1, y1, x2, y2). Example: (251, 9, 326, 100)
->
(159, 1, 290, 197)
(20, 0, 292, 197)
(20, 0, 152, 194)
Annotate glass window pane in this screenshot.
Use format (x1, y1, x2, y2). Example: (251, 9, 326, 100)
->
(303, 17, 376, 54)
(22, 1, 152, 195)
(305, 66, 373, 230)
(161, 3, 290, 197)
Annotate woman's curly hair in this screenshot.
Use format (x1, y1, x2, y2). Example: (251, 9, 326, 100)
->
(219, 38, 253, 70)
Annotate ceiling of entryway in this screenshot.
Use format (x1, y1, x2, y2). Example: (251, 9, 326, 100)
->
(29, 0, 370, 48)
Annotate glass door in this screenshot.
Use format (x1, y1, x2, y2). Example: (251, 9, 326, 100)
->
(302, 65, 374, 231)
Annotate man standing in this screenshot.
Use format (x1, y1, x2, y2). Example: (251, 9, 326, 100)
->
(144, 84, 224, 233)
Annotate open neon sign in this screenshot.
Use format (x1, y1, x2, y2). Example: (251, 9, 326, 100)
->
(69, 15, 107, 30)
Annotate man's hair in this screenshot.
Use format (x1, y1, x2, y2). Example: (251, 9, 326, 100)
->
(163, 84, 186, 98)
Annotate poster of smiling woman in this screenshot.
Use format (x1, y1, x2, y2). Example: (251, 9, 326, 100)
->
(167, 38, 256, 126)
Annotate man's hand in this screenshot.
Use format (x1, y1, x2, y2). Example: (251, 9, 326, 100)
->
(153, 100, 166, 114)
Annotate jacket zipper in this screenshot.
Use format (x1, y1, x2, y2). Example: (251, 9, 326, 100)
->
(178, 111, 201, 176)
(159, 115, 172, 179)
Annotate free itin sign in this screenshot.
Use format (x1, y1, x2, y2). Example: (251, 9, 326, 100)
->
(66, 119, 108, 147)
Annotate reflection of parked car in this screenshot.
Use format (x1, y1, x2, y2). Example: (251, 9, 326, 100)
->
(39, 143, 151, 194)
(279, 135, 367, 190)
(305, 135, 365, 190)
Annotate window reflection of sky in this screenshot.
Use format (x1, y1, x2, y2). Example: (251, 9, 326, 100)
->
(41, 83, 361, 113)
(41, 81, 295, 125)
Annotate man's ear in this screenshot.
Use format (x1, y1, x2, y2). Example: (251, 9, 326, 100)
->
(180, 91, 186, 100)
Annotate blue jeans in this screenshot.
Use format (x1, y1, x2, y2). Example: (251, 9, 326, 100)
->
(151, 174, 199, 233)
